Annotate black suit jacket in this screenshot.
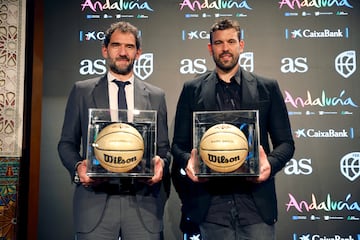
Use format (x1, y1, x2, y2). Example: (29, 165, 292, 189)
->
(171, 69, 295, 226)
(58, 75, 171, 233)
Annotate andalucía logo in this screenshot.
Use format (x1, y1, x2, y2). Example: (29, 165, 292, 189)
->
(279, 0, 353, 9)
(286, 193, 360, 213)
(179, 0, 252, 11)
(284, 90, 358, 109)
(80, 0, 154, 12)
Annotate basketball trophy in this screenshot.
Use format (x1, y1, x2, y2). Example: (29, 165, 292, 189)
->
(86, 108, 156, 177)
(194, 110, 259, 177)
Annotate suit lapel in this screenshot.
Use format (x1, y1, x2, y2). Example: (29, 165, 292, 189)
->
(92, 76, 110, 108)
(201, 71, 218, 110)
(133, 78, 150, 110)
(240, 69, 259, 109)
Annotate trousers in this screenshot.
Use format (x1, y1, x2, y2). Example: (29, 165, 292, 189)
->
(200, 222, 275, 240)
(75, 195, 161, 240)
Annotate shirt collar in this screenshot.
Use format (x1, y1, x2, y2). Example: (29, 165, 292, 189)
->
(107, 72, 134, 84)
(216, 68, 242, 85)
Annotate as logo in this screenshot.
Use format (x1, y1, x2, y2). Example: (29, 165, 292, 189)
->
(79, 59, 106, 75)
(284, 158, 312, 175)
(180, 58, 207, 74)
(281, 57, 308, 73)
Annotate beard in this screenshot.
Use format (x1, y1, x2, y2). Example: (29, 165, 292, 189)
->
(108, 57, 135, 75)
(213, 51, 239, 73)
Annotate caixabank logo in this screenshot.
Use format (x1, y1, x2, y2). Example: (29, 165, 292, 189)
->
(294, 128, 354, 139)
(285, 27, 349, 39)
(292, 233, 358, 240)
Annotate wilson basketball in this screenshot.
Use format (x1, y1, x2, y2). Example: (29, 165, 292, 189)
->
(199, 123, 248, 173)
(93, 123, 144, 173)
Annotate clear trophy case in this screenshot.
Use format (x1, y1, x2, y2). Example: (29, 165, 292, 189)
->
(86, 108, 156, 177)
(193, 110, 260, 177)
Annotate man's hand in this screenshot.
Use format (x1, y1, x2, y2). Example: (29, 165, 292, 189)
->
(247, 145, 271, 183)
(148, 156, 164, 185)
(185, 149, 207, 183)
(76, 160, 94, 187)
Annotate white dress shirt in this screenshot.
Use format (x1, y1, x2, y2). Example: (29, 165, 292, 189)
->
(107, 72, 134, 122)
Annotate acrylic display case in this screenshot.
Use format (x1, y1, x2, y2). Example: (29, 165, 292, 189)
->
(86, 108, 156, 177)
(193, 110, 260, 177)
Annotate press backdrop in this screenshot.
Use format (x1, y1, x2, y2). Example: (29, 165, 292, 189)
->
(38, 1, 360, 239)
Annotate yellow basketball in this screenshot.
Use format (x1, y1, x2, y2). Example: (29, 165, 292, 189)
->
(199, 123, 248, 173)
(93, 123, 144, 173)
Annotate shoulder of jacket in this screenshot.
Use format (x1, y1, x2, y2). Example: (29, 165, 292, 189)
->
(243, 70, 278, 86)
(135, 78, 165, 94)
(74, 76, 104, 87)
(184, 71, 213, 86)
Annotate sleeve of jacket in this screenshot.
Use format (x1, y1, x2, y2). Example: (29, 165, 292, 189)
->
(265, 80, 295, 177)
(156, 90, 171, 170)
(58, 83, 83, 181)
(171, 82, 194, 170)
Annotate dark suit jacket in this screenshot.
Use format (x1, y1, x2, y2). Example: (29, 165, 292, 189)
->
(171, 69, 295, 226)
(58, 75, 171, 233)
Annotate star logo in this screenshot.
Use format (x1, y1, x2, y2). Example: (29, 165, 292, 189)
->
(299, 234, 311, 240)
(294, 129, 306, 138)
(188, 31, 199, 39)
(189, 234, 201, 240)
(291, 29, 302, 38)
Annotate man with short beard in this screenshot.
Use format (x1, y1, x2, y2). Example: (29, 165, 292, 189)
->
(171, 18, 295, 240)
(58, 21, 171, 240)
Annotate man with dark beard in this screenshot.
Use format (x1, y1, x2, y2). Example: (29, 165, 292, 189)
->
(58, 21, 171, 240)
(171, 18, 295, 240)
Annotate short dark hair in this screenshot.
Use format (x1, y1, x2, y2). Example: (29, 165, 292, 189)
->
(209, 18, 242, 44)
(103, 21, 141, 49)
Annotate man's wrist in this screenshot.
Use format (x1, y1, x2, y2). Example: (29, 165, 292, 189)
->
(160, 158, 165, 168)
(73, 161, 82, 184)
(74, 161, 82, 170)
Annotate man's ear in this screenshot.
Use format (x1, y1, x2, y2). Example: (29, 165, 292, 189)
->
(135, 48, 142, 60)
(101, 45, 108, 58)
(207, 43, 213, 56)
(239, 40, 245, 53)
